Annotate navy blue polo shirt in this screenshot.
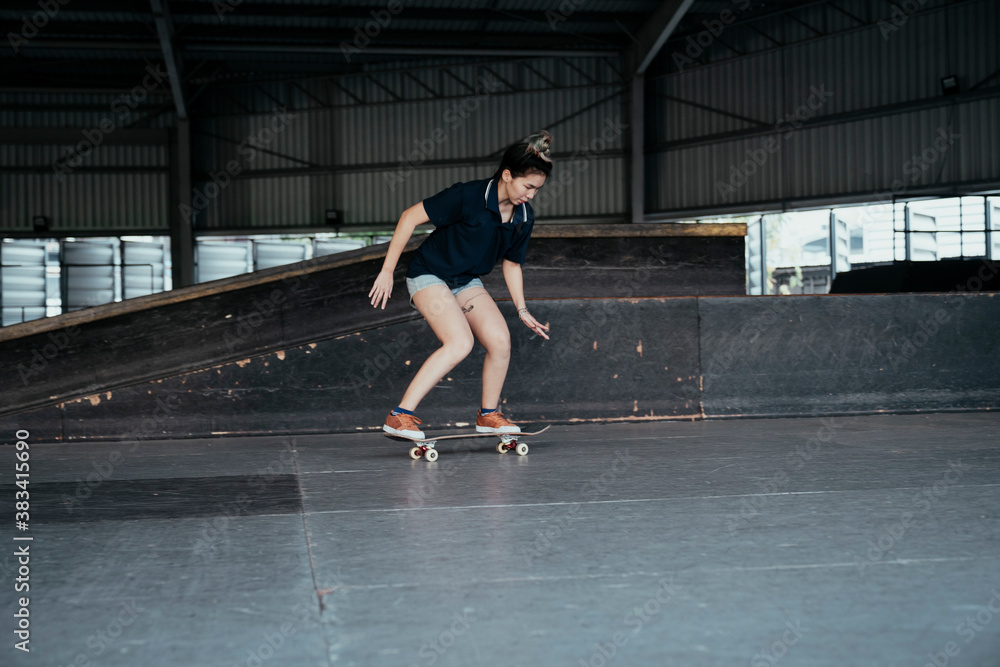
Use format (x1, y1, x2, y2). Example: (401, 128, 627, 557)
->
(407, 178, 534, 288)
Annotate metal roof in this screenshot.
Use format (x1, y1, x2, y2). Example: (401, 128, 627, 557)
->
(0, 0, 856, 93)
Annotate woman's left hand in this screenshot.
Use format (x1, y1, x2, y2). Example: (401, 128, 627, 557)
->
(518, 309, 550, 340)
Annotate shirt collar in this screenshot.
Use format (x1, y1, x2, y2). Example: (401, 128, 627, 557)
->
(484, 179, 526, 224)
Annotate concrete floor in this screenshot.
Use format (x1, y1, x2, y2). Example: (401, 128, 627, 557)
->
(3, 412, 999, 667)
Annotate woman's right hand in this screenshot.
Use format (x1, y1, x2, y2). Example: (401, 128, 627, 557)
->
(369, 270, 395, 310)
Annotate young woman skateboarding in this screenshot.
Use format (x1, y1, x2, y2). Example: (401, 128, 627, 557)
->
(368, 131, 553, 440)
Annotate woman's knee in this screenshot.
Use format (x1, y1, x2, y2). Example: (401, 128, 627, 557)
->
(442, 332, 475, 360)
(481, 329, 511, 358)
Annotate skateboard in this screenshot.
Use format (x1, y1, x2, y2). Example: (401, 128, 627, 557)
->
(384, 425, 550, 462)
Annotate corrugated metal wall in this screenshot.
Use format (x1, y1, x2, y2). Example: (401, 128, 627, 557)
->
(1, 172, 169, 232)
(0, 91, 174, 129)
(193, 57, 628, 229)
(0, 91, 172, 233)
(648, 0, 1000, 216)
(1, 58, 627, 234)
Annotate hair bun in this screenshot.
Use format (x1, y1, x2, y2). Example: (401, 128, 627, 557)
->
(525, 130, 553, 162)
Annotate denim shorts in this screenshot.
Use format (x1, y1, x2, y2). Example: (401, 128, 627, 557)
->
(405, 274, 484, 308)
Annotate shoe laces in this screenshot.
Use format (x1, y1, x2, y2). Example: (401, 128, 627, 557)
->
(398, 413, 422, 426)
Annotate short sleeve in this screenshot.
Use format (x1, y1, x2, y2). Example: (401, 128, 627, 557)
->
(503, 207, 535, 264)
(422, 182, 464, 227)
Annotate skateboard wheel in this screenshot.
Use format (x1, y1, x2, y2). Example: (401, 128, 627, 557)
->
(409, 446, 422, 460)
(424, 448, 439, 462)
(514, 442, 529, 456)
(496, 442, 508, 454)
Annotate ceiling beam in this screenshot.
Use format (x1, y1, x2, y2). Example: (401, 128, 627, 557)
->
(185, 40, 612, 58)
(0, 128, 168, 145)
(149, 0, 187, 120)
(8, 40, 161, 51)
(187, 43, 614, 58)
(167, 3, 648, 25)
(6, 40, 614, 59)
(628, 0, 696, 76)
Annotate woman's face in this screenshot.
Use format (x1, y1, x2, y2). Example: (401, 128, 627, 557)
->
(503, 171, 547, 205)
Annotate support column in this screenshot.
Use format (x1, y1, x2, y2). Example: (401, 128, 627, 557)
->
(151, 0, 192, 287)
(170, 119, 194, 287)
(626, 0, 695, 224)
(985, 197, 993, 261)
(630, 73, 645, 224)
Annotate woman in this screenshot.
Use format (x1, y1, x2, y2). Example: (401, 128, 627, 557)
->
(368, 131, 553, 439)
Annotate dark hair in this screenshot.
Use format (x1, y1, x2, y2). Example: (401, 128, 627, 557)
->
(492, 131, 553, 181)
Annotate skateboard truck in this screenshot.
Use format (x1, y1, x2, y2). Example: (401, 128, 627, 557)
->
(408, 443, 439, 462)
(495, 434, 529, 456)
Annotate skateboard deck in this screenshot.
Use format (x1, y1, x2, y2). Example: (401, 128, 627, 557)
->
(385, 425, 550, 461)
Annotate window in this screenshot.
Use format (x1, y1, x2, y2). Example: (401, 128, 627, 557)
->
(741, 196, 995, 295)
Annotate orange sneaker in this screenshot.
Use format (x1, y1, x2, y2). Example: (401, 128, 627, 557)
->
(476, 410, 520, 434)
(383, 412, 425, 439)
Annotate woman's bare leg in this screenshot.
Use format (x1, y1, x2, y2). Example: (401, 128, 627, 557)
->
(397, 285, 475, 410)
(456, 287, 511, 411)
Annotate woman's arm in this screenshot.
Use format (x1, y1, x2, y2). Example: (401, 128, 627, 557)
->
(502, 259, 550, 340)
(369, 202, 431, 309)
